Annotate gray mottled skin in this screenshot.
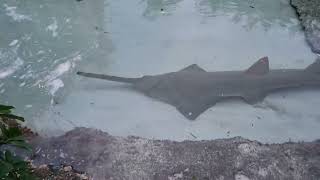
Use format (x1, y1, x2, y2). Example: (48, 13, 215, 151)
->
(77, 57, 320, 120)
(24, 128, 320, 180)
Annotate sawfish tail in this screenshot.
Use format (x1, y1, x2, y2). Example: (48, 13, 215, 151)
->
(77, 71, 140, 83)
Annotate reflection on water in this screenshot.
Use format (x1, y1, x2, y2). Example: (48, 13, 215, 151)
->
(142, 0, 183, 19)
(0, 0, 110, 118)
(197, 0, 300, 31)
(0, 0, 319, 143)
(141, 0, 301, 31)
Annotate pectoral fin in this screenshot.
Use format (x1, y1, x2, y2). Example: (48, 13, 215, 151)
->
(176, 97, 219, 120)
(176, 105, 206, 120)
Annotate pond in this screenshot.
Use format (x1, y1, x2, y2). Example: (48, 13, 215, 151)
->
(0, 0, 319, 143)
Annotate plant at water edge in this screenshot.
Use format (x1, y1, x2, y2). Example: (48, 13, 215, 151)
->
(0, 150, 35, 180)
(0, 104, 36, 180)
(0, 105, 30, 150)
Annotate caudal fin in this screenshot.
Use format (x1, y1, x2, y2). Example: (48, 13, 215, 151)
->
(77, 71, 140, 83)
(305, 58, 320, 73)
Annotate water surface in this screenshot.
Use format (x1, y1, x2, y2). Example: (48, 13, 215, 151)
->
(0, 0, 319, 143)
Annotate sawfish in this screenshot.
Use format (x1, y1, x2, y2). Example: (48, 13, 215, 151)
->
(77, 57, 320, 120)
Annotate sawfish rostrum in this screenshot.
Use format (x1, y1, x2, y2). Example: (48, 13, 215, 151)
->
(77, 57, 320, 120)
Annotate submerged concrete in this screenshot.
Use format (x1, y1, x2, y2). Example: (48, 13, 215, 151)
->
(291, 0, 320, 54)
(28, 128, 320, 180)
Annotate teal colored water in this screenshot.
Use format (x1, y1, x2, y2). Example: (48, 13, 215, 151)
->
(0, 0, 318, 142)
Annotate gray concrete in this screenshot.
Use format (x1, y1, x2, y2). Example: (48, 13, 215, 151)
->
(291, 0, 320, 54)
(29, 128, 320, 180)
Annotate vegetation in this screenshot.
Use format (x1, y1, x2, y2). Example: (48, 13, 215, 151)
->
(0, 104, 36, 180)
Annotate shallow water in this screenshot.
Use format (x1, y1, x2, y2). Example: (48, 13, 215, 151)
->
(0, 0, 319, 143)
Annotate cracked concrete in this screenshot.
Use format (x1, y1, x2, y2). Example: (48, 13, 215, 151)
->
(26, 128, 320, 180)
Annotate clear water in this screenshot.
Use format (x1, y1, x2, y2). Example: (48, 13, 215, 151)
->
(0, 0, 319, 143)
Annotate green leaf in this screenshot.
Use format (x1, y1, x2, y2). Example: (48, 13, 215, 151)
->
(0, 124, 9, 138)
(0, 114, 24, 122)
(0, 109, 11, 114)
(7, 141, 32, 151)
(0, 103, 35, 179)
(5, 127, 23, 138)
(0, 160, 14, 178)
(0, 150, 36, 180)
(0, 126, 31, 151)
(0, 126, 23, 140)
(0, 105, 14, 111)
(12, 161, 28, 169)
(4, 151, 15, 162)
(19, 172, 37, 180)
(6, 136, 25, 142)
(0, 105, 14, 115)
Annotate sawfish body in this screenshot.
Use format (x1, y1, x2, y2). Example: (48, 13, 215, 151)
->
(77, 57, 320, 120)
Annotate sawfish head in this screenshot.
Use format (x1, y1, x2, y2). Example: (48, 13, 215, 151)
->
(133, 64, 210, 119)
(135, 64, 207, 92)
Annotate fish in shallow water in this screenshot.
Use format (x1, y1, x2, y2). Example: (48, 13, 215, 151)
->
(77, 57, 320, 120)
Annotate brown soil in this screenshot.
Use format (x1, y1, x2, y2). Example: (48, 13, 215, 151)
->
(18, 126, 91, 180)
(32, 164, 90, 180)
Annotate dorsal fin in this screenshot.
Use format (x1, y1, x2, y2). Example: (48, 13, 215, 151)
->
(179, 64, 206, 72)
(245, 57, 269, 75)
(305, 58, 320, 73)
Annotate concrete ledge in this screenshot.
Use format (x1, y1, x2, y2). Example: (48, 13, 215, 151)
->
(29, 127, 320, 180)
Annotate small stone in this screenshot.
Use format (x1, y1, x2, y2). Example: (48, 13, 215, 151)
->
(63, 166, 72, 172)
(235, 174, 250, 180)
(38, 164, 48, 169)
(77, 174, 89, 180)
(34, 164, 51, 177)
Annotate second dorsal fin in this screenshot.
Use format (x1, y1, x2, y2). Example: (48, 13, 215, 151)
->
(245, 56, 269, 75)
(179, 64, 206, 72)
